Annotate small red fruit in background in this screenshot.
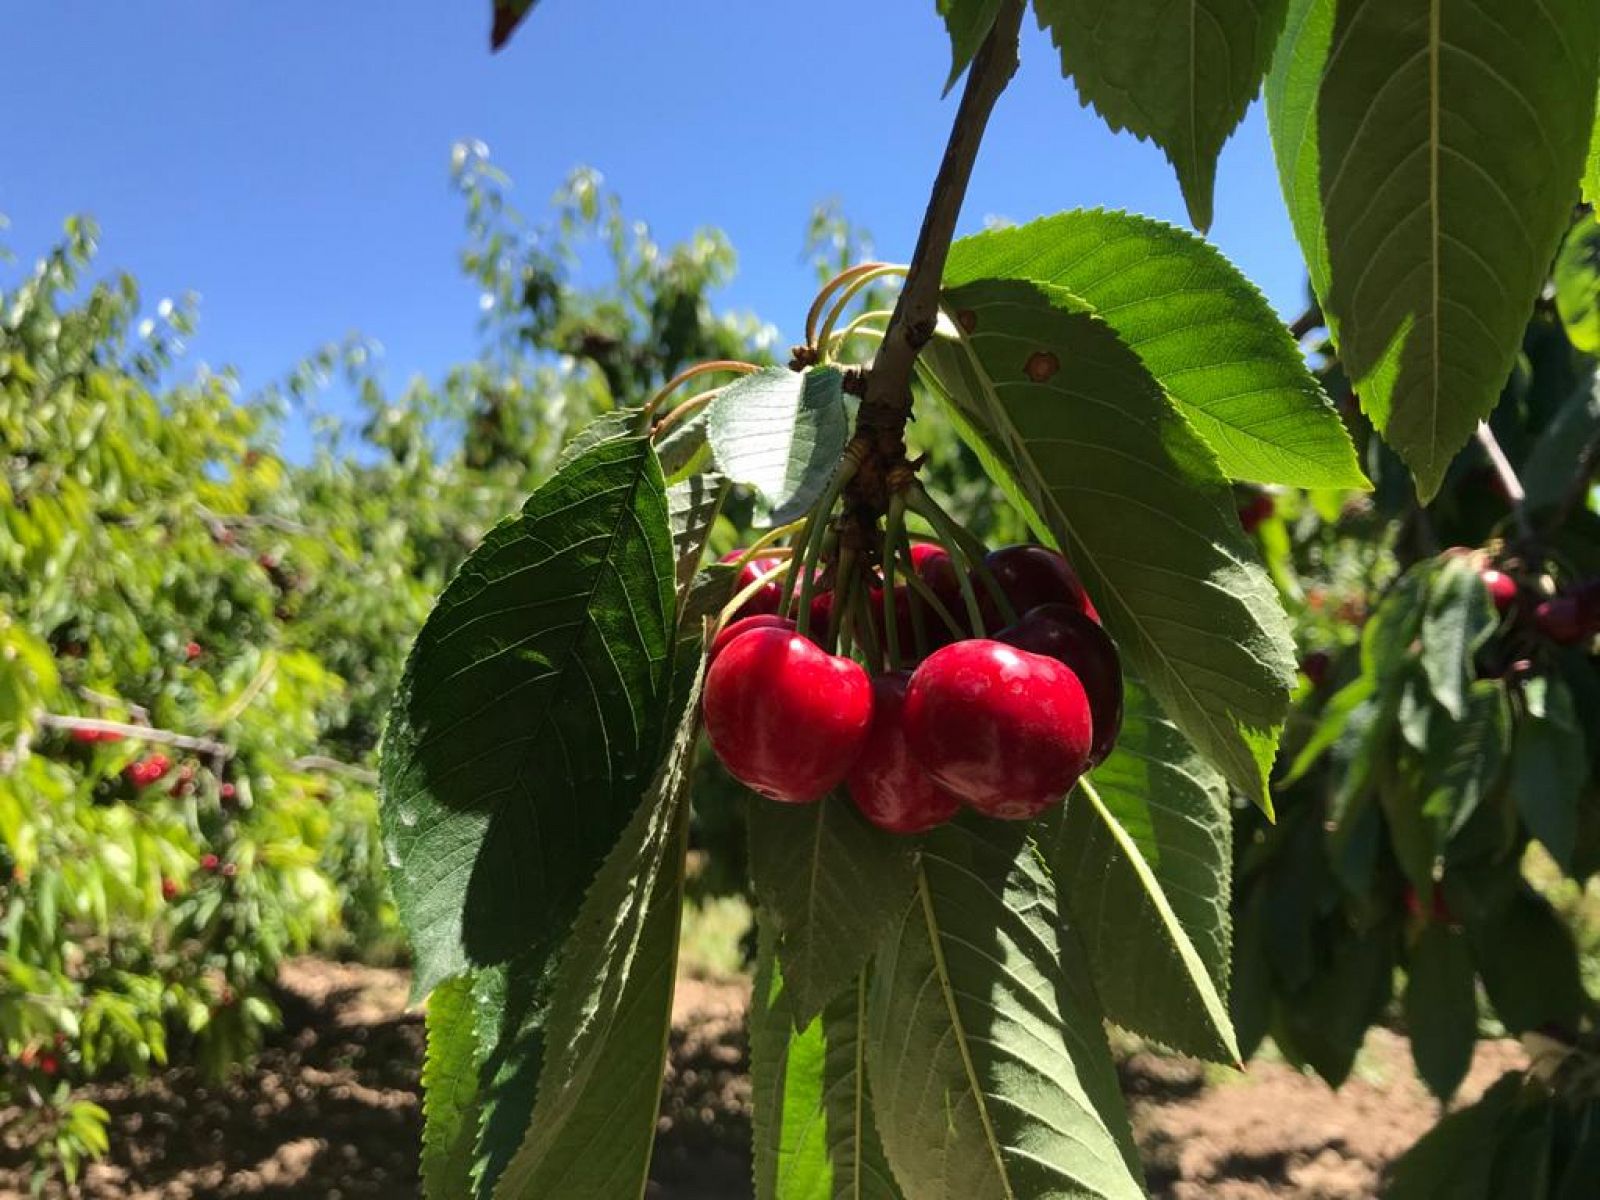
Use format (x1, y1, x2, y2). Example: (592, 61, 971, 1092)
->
(161, 877, 180, 901)
(709, 614, 796, 665)
(979, 544, 1098, 629)
(904, 640, 1092, 821)
(997, 603, 1123, 766)
(703, 628, 872, 803)
(1299, 650, 1332, 689)
(1536, 596, 1587, 645)
(184, 640, 203, 662)
(1402, 884, 1456, 925)
(70, 727, 103, 744)
(1479, 569, 1516, 613)
(720, 549, 785, 619)
(846, 673, 962, 834)
(219, 782, 237, 801)
(1238, 492, 1275, 533)
(38, 1053, 58, 1077)
(200, 853, 220, 873)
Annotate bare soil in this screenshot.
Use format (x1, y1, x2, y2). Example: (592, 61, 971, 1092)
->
(0, 958, 1526, 1199)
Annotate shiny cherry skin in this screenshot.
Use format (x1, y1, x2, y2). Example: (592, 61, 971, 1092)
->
(1480, 568, 1517, 613)
(846, 672, 962, 834)
(720, 549, 784, 618)
(709, 614, 795, 665)
(996, 603, 1123, 765)
(703, 628, 872, 803)
(978, 544, 1099, 629)
(904, 639, 1093, 820)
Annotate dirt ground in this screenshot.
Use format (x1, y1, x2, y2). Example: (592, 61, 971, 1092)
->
(0, 957, 1526, 1199)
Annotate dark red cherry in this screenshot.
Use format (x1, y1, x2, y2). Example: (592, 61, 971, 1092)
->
(846, 672, 962, 834)
(709, 614, 796, 665)
(996, 603, 1123, 765)
(978, 544, 1098, 630)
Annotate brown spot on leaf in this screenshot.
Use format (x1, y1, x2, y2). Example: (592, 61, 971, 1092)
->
(1024, 351, 1060, 383)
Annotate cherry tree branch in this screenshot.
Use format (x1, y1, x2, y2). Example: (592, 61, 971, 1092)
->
(853, 0, 1024, 440)
(1474, 421, 1532, 540)
(37, 714, 233, 758)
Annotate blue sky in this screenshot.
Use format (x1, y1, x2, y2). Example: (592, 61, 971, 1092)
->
(3, 1, 1308, 442)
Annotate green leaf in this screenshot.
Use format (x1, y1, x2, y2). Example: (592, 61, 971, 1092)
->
(1033, 1, 1290, 232)
(1467, 889, 1587, 1034)
(491, 669, 699, 1199)
(1403, 923, 1477, 1101)
(1274, 924, 1395, 1087)
(557, 408, 645, 470)
(935, 0, 1002, 93)
(1421, 680, 1509, 841)
(667, 472, 728, 597)
(1420, 557, 1497, 719)
(1586, 96, 1600, 211)
(1386, 1072, 1522, 1200)
(1264, 0, 1600, 499)
(1511, 675, 1588, 867)
(422, 976, 482, 1200)
(751, 938, 902, 1200)
(867, 818, 1145, 1200)
(944, 213, 1365, 489)
(1555, 219, 1600, 353)
(1046, 683, 1237, 1063)
(491, 0, 538, 50)
(921, 278, 1296, 806)
(1279, 674, 1375, 786)
(1521, 370, 1600, 512)
(381, 435, 676, 995)
(747, 794, 916, 1025)
(705, 366, 848, 524)
(471, 952, 559, 1193)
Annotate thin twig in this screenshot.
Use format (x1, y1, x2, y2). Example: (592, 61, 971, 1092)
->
(209, 653, 278, 731)
(853, 0, 1024, 437)
(37, 714, 233, 759)
(1474, 421, 1532, 539)
(288, 755, 379, 785)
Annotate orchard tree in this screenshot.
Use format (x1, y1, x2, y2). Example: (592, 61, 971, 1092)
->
(385, 2, 1600, 1198)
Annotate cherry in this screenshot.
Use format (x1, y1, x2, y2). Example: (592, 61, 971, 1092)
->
(904, 639, 1092, 821)
(38, 1053, 58, 1077)
(1479, 568, 1517, 613)
(709, 614, 795, 665)
(996, 603, 1123, 765)
(184, 640, 203, 662)
(69, 727, 103, 744)
(846, 672, 962, 834)
(1238, 492, 1275, 533)
(720, 549, 785, 618)
(1536, 596, 1587, 645)
(1299, 650, 1332, 689)
(1402, 884, 1456, 925)
(219, 782, 237, 801)
(703, 627, 872, 803)
(200, 852, 220, 873)
(161, 877, 180, 901)
(978, 544, 1099, 629)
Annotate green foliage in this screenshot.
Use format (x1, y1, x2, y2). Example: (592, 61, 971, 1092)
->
(1264, 0, 1600, 499)
(1033, 0, 1290, 231)
(423, 977, 483, 1200)
(1556, 218, 1600, 355)
(747, 795, 915, 1025)
(1045, 683, 1236, 1063)
(935, 0, 1003, 92)
(866, 819, 1144, 1200)
(706, 367, 849, 524)
(941, 210, 1366, 489)
(920, 273, 1296, 806)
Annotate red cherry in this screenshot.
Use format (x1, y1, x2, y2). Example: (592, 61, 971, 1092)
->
(38, 1053, 58, 1077)
(720, 549, 785, 618)
(70, 727, 103, 744)
(904, 640, 1092, 821)
(996, 604, 1123, 766)
(148, 754, 170, 777)
(219, 782, 237, 801)
(1402, 884, 1455, 924)
(703, 628, 872, 803)
(184, 640, 203, 662)
(200, 853, 220, 872)
(978, 545, 1098, 630)
(1480, 569, 1517, 613)
(1536, 597, 1587, 645)
(161, 877, 180, 901)
(709, 614, 796, 665)
(845, 673, 962, 834)
(1299, 650, 1333, 689)
(873, 544, 965, 654)
(1238, 493, 1275, 533)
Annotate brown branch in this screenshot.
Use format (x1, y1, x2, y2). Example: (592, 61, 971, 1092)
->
(853, 0, 1024, 442)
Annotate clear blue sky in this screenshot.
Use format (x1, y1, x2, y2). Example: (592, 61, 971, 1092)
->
(3, 0, 1308, 446)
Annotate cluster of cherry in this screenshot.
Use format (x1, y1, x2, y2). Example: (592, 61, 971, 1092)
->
(702, 544, 1123, 833)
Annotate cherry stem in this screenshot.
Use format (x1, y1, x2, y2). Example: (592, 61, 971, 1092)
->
(848, 572, 884, 672)
(827, 310, 893, 361)
(897, 548, 966, 642)
(804, 262, 894, 349)
(1475, 421, 1532, 541)
(795, 527, 836, 641)
(783, 453, 860, 621)
(816, 267, 907, 362)
(908, 485, 1015, 626)
(881, 495, 908, 671)
(642, 359, 758, 420)
(828, 545, 858, 652)
(716, 559, 791, 629)
(651, 388, 722, 441)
